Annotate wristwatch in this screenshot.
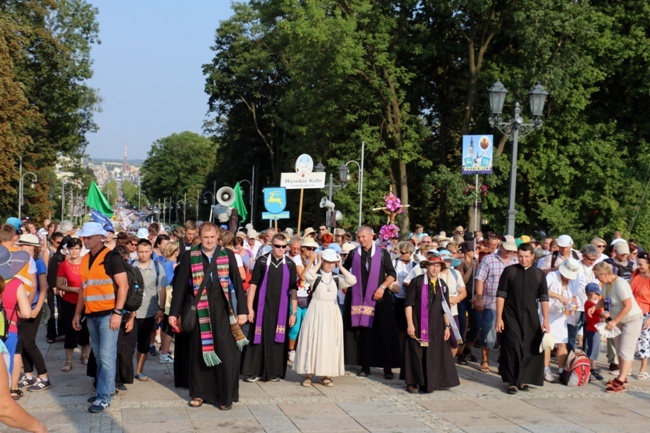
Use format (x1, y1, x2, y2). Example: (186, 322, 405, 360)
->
(379, 284, 386, 290)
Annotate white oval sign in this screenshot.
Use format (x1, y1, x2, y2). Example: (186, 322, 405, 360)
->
(295, 154, 314, 177)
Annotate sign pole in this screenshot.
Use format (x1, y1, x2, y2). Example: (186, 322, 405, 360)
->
(274, 216, 278, 233)
(297, 188, 304, 234)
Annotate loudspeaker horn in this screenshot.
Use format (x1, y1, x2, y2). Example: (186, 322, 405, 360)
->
(320, 196, 335, 210)
(217, 186, 236, 206)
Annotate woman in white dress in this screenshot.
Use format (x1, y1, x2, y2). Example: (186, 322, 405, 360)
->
(543, 258, 580, 383)
(293, 249, 356, 387)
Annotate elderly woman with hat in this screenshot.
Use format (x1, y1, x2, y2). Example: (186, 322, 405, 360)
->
(294, 248, 356, 387)
(543, 257, 580, 384)
(403, 253, 460, 393)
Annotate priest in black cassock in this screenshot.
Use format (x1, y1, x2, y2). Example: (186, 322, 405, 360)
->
(169, 223, 248, 410)
(496, 242, 550, 394)
(343, 226, 400, 379)
(241, 234, 298, 382)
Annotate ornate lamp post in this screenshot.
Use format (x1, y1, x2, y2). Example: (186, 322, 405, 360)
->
(18, 156, 38, 220)
(488, 82, 548, 237)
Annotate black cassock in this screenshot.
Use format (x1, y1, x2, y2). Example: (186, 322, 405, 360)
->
(403, 275, 460, 391)
(240, 255, 297, 381)
(342, 247, 400, 370)
(497, 264, 548, 387)
(170, 246, 247, 407)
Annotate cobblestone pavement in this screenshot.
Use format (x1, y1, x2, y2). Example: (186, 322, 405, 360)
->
(3, 332, 650, 432)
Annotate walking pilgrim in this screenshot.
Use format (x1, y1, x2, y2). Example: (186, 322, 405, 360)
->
(342, 226, 400, 378)
(241, 234, 298, 382)
(404, 254, 460, 392)
(293, 249, 357, 387)
(169, 222, 248, 410)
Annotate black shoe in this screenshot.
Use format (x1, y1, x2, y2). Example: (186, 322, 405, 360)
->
(507, 385, 518, 394)
(591, 370, 604, 381)
(356, 369, 370, 377)
(457, 354, 468, 365)
(116, 384, 127, 391)
(463, 347, 478, 362)
(474, 339, 482, 348)
(609, 363, 620, 375)
(384, 371, 394, 380)
(559, 370, 571, 385)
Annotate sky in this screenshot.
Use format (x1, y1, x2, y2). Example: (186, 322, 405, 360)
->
(85, 1, 235, 161)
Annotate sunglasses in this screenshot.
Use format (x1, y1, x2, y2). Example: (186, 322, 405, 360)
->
(302, 247, 316, 251)
(400, 251, 410, 254)
(273, 244, 288, 249)
(131, 243, 138, 246)
(597, 245, 606, 248)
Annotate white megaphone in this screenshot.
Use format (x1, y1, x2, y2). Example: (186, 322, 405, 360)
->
(217, 186, 236, 206)
(320, 196, 335, 210)
(335, 210, 343, 222)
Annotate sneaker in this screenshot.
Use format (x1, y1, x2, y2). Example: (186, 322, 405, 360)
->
(591, 370, 604, 381)
(609, 363, 619, 375)
(159, 354, 174, 364)
(167, 352, 174, 360)
(270, 376, 280, 382)
(544, 368, 556, 383)
(244, 375, 261, 383)
(288, 350, 295, 362)
(88, 401, 110, 413)
(148, 345, 157, 356)
(18, 376, 36, 388)
(27, 377, 51, 392)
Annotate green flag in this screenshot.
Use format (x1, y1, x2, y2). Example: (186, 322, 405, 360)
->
(231, 181, 248, 222)
(86, 181, 113, 217)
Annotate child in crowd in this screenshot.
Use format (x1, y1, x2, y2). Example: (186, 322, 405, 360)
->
(584, 282, 604, 381)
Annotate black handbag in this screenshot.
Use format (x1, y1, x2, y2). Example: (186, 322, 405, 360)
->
(181, 257, 217, 332)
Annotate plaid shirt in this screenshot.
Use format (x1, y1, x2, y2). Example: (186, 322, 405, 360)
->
(476, 251, 518, 310)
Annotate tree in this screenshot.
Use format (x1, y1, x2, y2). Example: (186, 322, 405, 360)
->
(140, 132, 217, 206)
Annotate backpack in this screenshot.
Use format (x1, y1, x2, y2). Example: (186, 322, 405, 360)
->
(104, 250, 145, 312)
(565, 350, 591, 386)
(307, 273, 340, 306)
(0, 301, 17, 342)
(550, 250, 580, 269)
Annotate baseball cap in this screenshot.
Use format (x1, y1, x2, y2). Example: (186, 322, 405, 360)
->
(613, 241, 630, 255)
(5, 217, 22, 232)
(585, 282, 601, 295)
(557, 235, 574, 248)
(502, 235, 517, 252)
(77, 222, 109, 238)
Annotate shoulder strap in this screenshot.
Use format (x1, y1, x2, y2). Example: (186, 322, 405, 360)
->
(572, 250, 580, 260)
(551, 251, 559, 269)
(449, 268, 460, 285)
(309, 275, 322, 295)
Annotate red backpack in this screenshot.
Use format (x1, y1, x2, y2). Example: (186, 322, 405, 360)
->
(565, 350, 591, 386)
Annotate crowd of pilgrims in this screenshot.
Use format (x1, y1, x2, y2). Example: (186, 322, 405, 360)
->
(1, 215, 649, 413)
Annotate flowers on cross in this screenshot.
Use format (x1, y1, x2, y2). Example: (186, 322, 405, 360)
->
(379, 224, 400, 241)
(384, 193, 403, 214)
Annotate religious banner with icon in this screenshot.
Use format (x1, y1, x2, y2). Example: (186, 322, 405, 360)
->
(461, 135, 493, 175)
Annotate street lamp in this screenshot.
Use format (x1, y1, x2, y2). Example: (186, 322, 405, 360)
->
(336, 141, 365, 228)
(488, 81, 548, 237)
(18, 156, 38, 220)
(203, 191, 215, 205)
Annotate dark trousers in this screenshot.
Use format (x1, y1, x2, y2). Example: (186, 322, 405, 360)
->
(19, 310, 48, 375)
(60, 300, 90, 349)
(458, 297, 480, 343)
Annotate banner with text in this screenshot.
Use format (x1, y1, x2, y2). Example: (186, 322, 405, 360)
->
(462, 135, 493, 175)
(280, 172, 326, 189)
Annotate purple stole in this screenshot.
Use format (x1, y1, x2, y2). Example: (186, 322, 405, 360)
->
(253, 256, 290, 344)
(350, 246, 382, 328)
(420, 276, 435, 347)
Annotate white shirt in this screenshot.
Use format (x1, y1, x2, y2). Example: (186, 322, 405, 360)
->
(439, 268, 464, 315)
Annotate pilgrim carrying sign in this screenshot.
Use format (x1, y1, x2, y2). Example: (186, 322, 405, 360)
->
(461, 135, 494, 175)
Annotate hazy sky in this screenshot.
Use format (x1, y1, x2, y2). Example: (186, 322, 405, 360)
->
(85, 1, 234, 161)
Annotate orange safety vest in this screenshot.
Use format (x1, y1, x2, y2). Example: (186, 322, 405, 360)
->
(81, 248, 115, 314)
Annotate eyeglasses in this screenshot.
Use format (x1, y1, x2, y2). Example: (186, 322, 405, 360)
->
(583, 256, 597, 262)
(302, 247, 316, 251)
(597, 245, 606, 248)
(273, 244, 288, 249)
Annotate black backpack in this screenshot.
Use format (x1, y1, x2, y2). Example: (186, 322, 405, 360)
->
(307, 273, 340, 306)
(104, 250, 145, 312)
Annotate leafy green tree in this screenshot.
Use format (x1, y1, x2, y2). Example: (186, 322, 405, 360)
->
(140, 132, 217, 207)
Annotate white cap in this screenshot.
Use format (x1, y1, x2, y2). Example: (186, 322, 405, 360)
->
(557, 235, 574, 248)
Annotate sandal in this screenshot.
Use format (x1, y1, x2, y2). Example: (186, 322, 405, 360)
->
(135, 374, 150, 382)
(80, 354, 89, 365)
(10, 389, 23, 400)
(188, 398, 204, 408)
(606, 378, 626, 394)
(218, 404, 232, 411)
(518, 384, 530, 391)
(507, 385, 518, 394)
(302, 377, 313, 387)
(480, 361, 490, 373)
(320, 377, 334, 387)
(637, 372, 649, 380)
(61, 362, 73, 372)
